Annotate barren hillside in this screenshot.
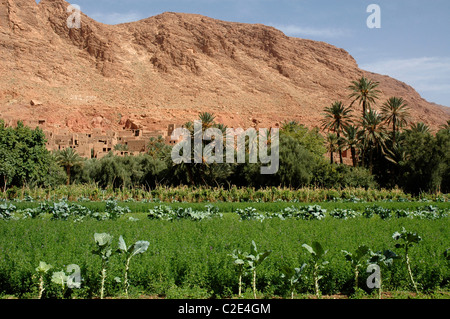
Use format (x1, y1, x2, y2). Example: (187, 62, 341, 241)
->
(0, 0, 448, 133)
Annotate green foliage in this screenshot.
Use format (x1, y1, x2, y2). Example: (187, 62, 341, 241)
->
(0, 216, 448, 299)
(54, 148, 84, 185)
(302, 241, 329, 298)
(242, 134, 316, 188)
(0, 120, 63, 189)
(444, 249, 450, 261)
(330, 209, 360, 220)
(116, 235, 150, 298)
(148, 205, 222, 221)
(281, 121, 326, 159)
(36, 261, 52, 299)
(312, 162, 377, 189)
(392, 227, 422, 293)
(92, 233, 114, 299)
(341, 245, 370, 291)
(280, 263, 307, 299)
(0, 203, 16, 220)
(235, 207, 265, 221)
(229, 249, 248, 298)
(105, 199, 131, 220)
(368, 249, 400, 298)
(246, 241, 272, 299)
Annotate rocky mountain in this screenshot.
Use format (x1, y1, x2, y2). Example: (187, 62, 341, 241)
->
(0, 0, 448, 133)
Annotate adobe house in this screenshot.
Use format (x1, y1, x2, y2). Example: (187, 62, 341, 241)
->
(33, 122, 180, 159)
(125, 139, 147, 153)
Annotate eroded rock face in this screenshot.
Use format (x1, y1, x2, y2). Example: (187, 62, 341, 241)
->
(0, 1, 448, 134)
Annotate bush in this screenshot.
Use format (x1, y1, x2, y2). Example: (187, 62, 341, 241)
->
(312, 162, 377, 189)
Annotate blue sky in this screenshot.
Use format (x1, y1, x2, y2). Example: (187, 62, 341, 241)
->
(37, 0, 450, 107)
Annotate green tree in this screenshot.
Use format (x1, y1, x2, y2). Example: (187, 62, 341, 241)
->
(439, 120, 450, 130)
(407, 122, 431, 134)
(325, 133, 339, 165)
(397, 129, 442, 194)
(147, 136, 171, 160)
(321, 101, 353, 163)
(380, 97, 410, 145)
(358, 110, 389, 173)
(55, 148, 84, 185)
(174, 113, 234, 187)
(435, 128, 450, 193)
(243, 134, 315, 188)
(0, 120, 55, 188)
(342, 125, 360, 167)
(348, 77, 381, 118)
(281, 121, 326, 160)
(0, 147, 16, 193)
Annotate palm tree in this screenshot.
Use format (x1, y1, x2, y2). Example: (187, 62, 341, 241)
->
(321, 101, 353, 164)
(407, 122, 431, 134)
(348, 77, 381, 118)
(281, 120, 301, 132)
(380, 97, 410, 145)
(55, 148, 83, 185)
(439, 120, 450, 130)
(198, 112, 216, 130)
(343, 125, 360, 167)
(325, 133, 339, 164)
(179, 112, 232, 186)
(358, 109, 389, 173)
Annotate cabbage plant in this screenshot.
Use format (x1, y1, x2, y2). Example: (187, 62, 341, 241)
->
(280, 263, 307, 299)
(92, 232, 114, 299)
(36, 261, 52, 299)
(302, 241, 329, 298)
(229, 249, 248, 298)
(368, 249, 399, 299)
(50, 264, 82, 299)
(392, 227, 422, 294)
(116, 235, 150, 298)
(246, 241, 271, 299)
(230, 241, 271, 299)
(341, 245, 370, 291)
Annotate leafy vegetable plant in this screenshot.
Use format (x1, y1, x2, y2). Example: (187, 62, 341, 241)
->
(229, 249, 248, 298)
(229, 241, 271, 299)
(116, 235, 150, 298)
(302, 241, 329, 298)
(280, 263, 307, 299)
(368, 249, 399, 299)
(35, 261, 52, 299)
(392, 227, 422, 294)
(245, 241, 272, 299)
(92, 233, 114, 299)
(341, 245, 370, 292)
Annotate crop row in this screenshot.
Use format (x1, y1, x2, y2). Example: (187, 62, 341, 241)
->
(0, 200, 130, 222)
(234, 205, 449, 221)
(0, 217, 448, 299)
(1, 201, 448, 222)
(2, 185, 448, 203)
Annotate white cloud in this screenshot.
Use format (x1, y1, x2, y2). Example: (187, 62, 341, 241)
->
(270, 24, 351, 38)
(90, 12, 146, 25)
(360, 57, 450, 93)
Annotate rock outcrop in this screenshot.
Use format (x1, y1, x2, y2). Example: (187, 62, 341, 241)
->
(0, 0, 448, 133)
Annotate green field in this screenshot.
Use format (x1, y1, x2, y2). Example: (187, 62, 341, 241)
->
(0, 200, 449, 299)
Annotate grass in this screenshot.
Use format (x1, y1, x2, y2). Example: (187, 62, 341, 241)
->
(0, 215, 448, 299)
